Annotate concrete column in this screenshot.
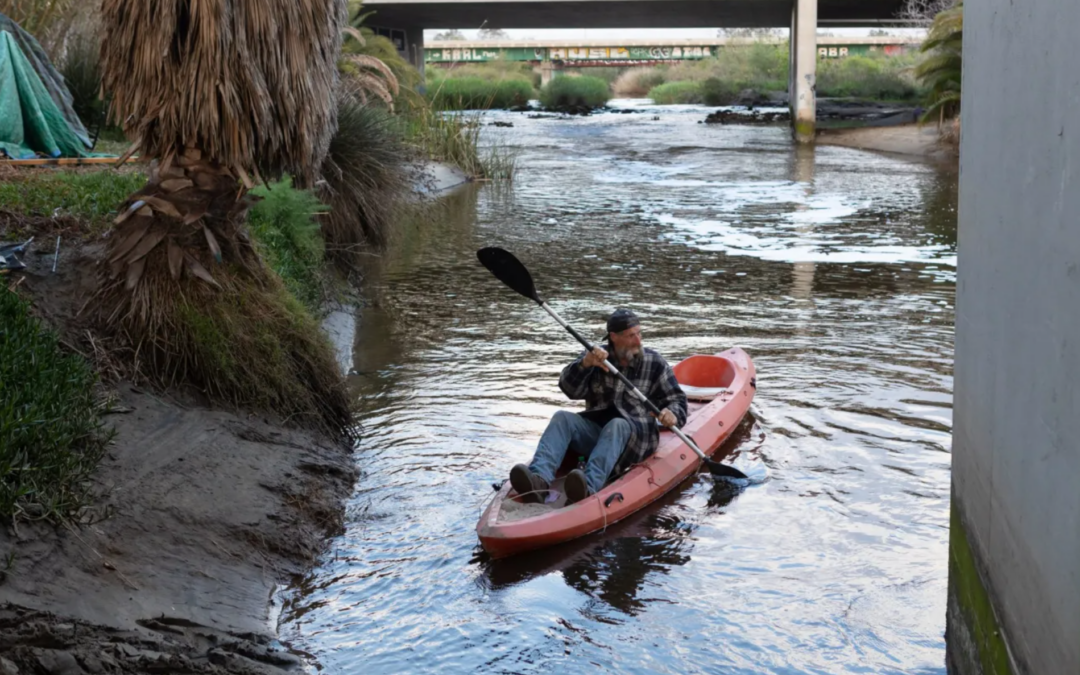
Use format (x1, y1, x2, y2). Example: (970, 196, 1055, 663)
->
(791, 0, 817, 143)
(788, 3, 797, 119)
(539, 61, 556, 87)
(404, 26, 425, 79)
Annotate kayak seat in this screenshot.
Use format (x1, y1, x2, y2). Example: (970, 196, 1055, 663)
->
(673, 354, 737, 401)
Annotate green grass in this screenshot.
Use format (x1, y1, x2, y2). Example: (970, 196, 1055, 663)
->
(427, 60, 539, 88)
(648, 81, 704, 104)
(0, 288, 111, 522)
(169, 274, 351, 435)
(404, 107, 483, 177)
(247, 176, 329, 312)
(649, 78, 742, 105)
(427, 76, 534, 110)
(539, 76, 611, 109)
(480, 142, 519, 181)
(0, 171, 147, 233)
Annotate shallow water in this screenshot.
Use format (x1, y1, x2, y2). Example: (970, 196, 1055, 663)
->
(280, 100, 957, 674)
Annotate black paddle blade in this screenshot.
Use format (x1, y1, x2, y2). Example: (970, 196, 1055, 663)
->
(704, 458, 749, 481)
(477, 247, 542, 303)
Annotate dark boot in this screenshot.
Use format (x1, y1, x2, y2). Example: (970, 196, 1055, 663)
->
(510, 463, 549, 504)
(564, 469, 592, 505)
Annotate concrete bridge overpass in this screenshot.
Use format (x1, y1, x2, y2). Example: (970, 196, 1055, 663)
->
(366, 0, 916, 142)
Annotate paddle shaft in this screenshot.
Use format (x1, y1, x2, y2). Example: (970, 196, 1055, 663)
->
(539, 302, 713, 464)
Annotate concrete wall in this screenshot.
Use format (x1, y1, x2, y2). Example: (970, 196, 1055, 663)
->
(951, 1, 1080, 673)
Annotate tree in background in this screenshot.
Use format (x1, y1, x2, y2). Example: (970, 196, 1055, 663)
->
(433, 29, 466, 41)
(914, 1, 962, 124)
(0, 0, 78, 55)
(898, 0, 957, 26)
(716, 28, 783, 41)
(477, 27, 510, 40)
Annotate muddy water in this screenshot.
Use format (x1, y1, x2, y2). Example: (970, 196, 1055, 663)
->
(280, 101, 957, 674)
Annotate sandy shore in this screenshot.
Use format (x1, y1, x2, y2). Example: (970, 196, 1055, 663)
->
(817, 123, 959, 163)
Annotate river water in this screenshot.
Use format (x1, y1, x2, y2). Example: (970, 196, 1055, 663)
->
(279, 101, 957, 674)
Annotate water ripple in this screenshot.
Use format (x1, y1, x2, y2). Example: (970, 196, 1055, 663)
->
(280, 105, 955, 675)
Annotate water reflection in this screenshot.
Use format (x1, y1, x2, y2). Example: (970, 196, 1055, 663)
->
(281, 104, 956, 675)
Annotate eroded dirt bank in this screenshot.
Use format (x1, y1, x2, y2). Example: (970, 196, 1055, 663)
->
(0, 242, 358, 673)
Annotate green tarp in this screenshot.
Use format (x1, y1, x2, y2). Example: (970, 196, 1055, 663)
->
(0, 13, 92, 159)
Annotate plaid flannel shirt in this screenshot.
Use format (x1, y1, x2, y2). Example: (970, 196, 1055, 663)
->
(558, 345, 688, 472)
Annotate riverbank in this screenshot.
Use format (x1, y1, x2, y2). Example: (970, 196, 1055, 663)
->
(0, 157, 479, 673)
(0, 235, 358, 673)
(817, 123, 959, 163)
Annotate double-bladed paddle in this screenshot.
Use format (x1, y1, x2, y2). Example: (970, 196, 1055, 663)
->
(477, 246, 749, 481)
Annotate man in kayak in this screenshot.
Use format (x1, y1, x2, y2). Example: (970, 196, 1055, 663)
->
(510, 308, 688, 505)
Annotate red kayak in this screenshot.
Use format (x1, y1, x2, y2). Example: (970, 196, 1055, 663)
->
(477, 348, 756, 558)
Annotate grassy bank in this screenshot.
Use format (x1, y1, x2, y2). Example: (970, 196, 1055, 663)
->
(0, 288, 111, 522)
(0, 171, 147, 234)
(427, 76, 534, 111)
(614, 44, 922, 104)
(540, 75, 611, 109)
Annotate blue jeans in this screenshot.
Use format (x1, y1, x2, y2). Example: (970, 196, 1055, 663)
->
(529, 410, 632, 494)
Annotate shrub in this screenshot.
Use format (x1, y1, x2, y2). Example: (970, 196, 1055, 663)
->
(247, 176, 328, 311)
(817, 54, 920, 100)
(427, 76, 534, 110)
(539, 75, 610, 109)
(648, 81, 702, 104)
(320, 94, 411, 257)
(58, 32, 109, 139)
(612, 67, 667, 97)
(700, 77, 741, 106)
(0, 288, 111, 521)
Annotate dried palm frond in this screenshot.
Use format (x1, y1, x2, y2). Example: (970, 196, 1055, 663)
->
(99, 0, 347, 184)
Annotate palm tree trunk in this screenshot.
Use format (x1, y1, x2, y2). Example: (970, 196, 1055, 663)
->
(102, 148, 259, 303)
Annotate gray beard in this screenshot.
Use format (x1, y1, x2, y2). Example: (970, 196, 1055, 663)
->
(615, 346, 640, 363)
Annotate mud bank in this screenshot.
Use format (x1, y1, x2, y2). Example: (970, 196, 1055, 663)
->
(0, 242, 358, 673)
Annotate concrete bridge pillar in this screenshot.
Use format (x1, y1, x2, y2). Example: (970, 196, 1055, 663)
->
(790, 0, 817, 143)
(404, 26, 425, 78)
(539, 61, 557, 87)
